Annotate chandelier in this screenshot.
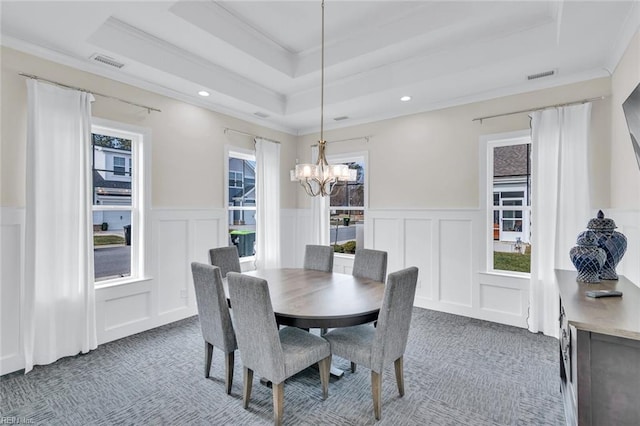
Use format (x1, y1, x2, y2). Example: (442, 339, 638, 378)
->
(290, 0, 356, 197)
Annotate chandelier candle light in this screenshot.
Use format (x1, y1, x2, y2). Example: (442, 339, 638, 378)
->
(290, 0, 357, 197)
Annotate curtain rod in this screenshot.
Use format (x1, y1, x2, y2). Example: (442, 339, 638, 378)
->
(472, 96, 605, 123)
(223, 127, 280, 144)
(19, 73, 161, 113)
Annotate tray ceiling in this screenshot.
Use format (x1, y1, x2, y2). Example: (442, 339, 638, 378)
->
(2, 1, 639, 135)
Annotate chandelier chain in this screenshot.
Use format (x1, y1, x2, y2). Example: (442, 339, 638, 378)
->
(320, 0, 325, 143)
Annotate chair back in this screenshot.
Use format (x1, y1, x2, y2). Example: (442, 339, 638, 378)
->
(303, 244, 334, 272)
(191, 262, 237, 352)
(371, 267, 419, 370)
(209, 246, 241, 277)
(227, 272, 286, 383)
(353, 249, 388, 282)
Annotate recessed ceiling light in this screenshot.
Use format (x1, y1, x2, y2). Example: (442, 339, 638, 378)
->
(400, 96, 412, 102)
(198, 90, 210, 97)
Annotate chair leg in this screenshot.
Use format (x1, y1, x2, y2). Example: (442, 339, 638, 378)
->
(320, 328, 328, 335)
(243, 367, 253, 409)
(225, 351, 235, 395)
(394, 356, 404, 397)
(351, 362, 357, 373)
(318, 355, 331, 400)
(371, 370, 382, 420)
(272, 381, 284, 426)
(204, 341, 213, 378)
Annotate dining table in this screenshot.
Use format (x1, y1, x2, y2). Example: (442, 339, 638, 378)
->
(243, 268, 385, 327)
(224, 267, 386, 377)
(225, 268, 385, 327)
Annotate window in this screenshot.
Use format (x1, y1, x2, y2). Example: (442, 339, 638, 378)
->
(328, 154, 367, 254)
(227, 150, 256, 258)
(486, 136, 531, 273)
(113, 156, 126, 176)
(91, 121, 147, 284)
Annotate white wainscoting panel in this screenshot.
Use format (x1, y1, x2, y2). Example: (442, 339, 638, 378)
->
(96, 279, 155, 342)
(156, 218, 190, 315)
(405, 219, 433, 299)
(439, 219, 473, 307)
(1, 208, 25, 375)
(478, 272, 529, 327)
(366, 209, 527, 328)
(333, 254, 354, 274)
(280, 209, 301, 268)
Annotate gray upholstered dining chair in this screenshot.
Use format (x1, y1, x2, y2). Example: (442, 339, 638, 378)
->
(352, 248, 388, 283)
(209, 246, 241, 278)
(190, 262, 238, 394)
(323, 266, 419, 421)
(303, 244, 334, 272)
(227, 272, 332, 426)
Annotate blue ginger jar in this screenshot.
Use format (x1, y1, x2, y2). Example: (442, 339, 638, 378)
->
(587, 210, 627, 280)
(570, 230, 606, 283)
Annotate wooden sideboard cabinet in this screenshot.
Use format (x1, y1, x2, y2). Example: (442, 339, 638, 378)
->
(556, 269, 640, 426)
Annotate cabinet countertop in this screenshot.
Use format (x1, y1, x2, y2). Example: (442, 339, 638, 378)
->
(556, 269, 640, 341)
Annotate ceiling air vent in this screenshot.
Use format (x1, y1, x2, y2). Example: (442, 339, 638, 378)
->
(254, 112, 269, 118)
(333, 116, 349, 121)
(90, 54, 125, 69)
(527, 69, 555, 80)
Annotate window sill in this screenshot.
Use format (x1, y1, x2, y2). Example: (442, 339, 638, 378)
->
(334, 252, 355, 260)
(479, 270, 530, 279)
(95, 276, 153, 290)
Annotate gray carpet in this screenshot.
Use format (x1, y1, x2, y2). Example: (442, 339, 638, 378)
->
(0, 308, 565, 425)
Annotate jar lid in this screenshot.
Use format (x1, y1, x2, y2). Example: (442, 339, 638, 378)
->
(576, 230, 599, 246)
(587, 210, 617, 230)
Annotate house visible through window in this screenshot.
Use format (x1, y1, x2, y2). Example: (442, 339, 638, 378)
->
(329, 156, 366, 254)
(228, 151, 256, 258)
(91, 125, 144, 283)
(490, 140, 531, 273)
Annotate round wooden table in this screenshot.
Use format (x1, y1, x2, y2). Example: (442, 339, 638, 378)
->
(242, 268, 385, 329)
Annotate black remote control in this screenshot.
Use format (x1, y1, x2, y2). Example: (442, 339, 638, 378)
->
(585, 290, 623, 298)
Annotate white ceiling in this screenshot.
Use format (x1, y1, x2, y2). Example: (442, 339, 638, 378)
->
(2, 1, 639, 135)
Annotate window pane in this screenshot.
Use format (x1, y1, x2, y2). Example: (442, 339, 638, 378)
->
(330, 162, 364, 207)
(328, 160, 365, 253)
(228, 158, 256, 206)
(228, 154, 256, 258)
(92, 134, 132, 207)
(330, 209, 363, 254)
(93, 209, 131, 281)
(492, 141, 531, 273)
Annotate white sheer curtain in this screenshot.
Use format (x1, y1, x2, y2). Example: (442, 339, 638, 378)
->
(310, 145, 330, 245)
(529, 103, 592, 336)
(24, 80, 97, 373)
(255, 138, 281, 269)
